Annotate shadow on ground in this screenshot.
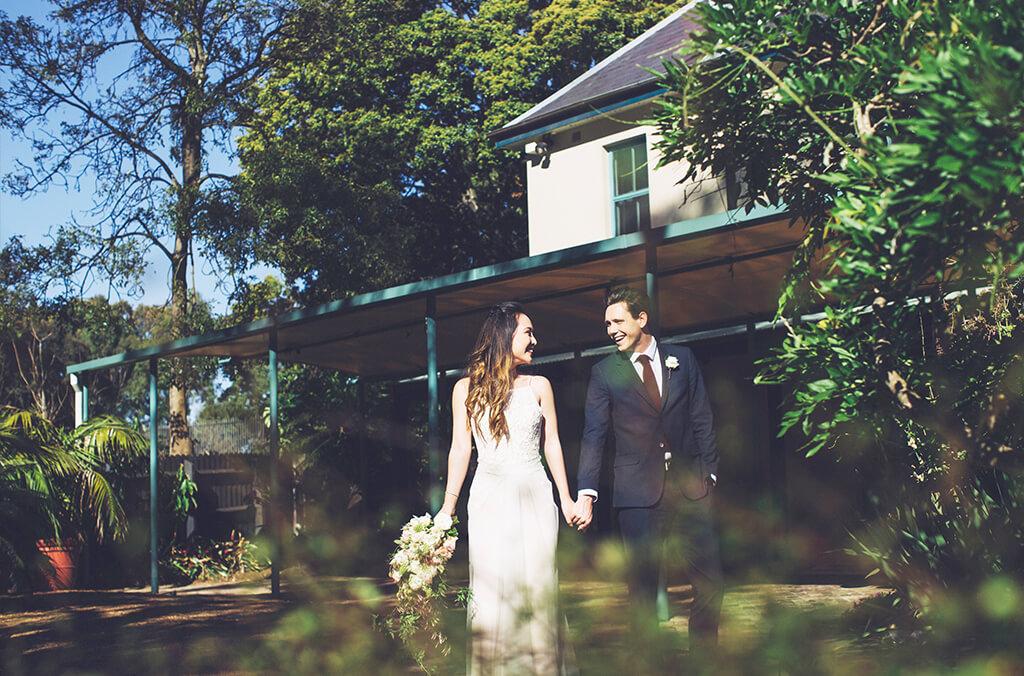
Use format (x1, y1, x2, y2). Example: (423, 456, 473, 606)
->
(1, 575, 886, 674)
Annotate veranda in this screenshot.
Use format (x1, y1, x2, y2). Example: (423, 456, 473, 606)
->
(65, 205, 805, 596)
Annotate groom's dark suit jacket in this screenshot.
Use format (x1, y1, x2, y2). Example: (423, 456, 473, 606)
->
(578, 342, 718, 508)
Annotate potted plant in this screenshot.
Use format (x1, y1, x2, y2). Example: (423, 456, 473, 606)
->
(0, 407, 145, 591)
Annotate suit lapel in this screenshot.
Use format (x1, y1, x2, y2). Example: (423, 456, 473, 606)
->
(659, 348, 672, 412)
(616, 353, 659, 412)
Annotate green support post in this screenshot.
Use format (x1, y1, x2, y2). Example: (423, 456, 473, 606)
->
(646, 232, 668, 621)
(148, 359, 159, 594)
(645, 235, 660, 335)
(269, 328, 281, 596)
(357, 379, 367, 491)
(425, 296, 441, 512)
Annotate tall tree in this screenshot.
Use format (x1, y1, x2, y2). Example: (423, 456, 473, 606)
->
(216, 0, 683, 301)
(1, 1, 294, 453)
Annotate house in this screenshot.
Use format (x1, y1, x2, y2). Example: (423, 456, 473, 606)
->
(491, 2, 729, 256)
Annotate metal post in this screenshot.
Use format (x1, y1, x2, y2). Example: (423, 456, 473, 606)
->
(425, 296, 441, 512)
(268, 327, 281, 596)
(644, 236, 660, 335)
(148, 359, 159, 594)
(657, 568, 670, 622)
(357, 379, 367, 491)
(646, 233, 667, 620)
(70, 374, 84, 428)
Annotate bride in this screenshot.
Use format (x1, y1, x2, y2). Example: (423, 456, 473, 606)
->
(436, 302, 578, 675)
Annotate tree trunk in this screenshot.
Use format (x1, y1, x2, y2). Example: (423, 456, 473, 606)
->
(168, 233, 193, 456)
(168, 98, 202, 457)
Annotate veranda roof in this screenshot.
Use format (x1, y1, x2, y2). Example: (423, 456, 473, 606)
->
(66, 204, 799, 380)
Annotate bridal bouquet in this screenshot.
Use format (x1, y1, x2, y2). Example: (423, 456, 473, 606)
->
(379, 513, 467, 673)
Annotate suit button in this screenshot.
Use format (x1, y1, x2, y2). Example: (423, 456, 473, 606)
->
(658, 442, 665, 448)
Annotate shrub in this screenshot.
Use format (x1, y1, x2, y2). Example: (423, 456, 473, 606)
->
(161, 531, 266, 584)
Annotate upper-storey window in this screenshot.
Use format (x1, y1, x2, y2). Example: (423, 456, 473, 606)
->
(608, 136, 650, 234)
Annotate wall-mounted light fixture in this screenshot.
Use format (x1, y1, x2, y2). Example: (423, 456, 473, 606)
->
(524, 134, 555, 167)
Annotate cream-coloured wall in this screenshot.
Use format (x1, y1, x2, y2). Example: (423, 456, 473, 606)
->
(526, 103, 728, 256)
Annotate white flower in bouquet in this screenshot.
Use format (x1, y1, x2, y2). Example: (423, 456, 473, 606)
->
(411, 514, 431, 529)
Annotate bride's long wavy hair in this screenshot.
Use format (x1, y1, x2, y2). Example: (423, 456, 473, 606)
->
(465, 302, 526, 442)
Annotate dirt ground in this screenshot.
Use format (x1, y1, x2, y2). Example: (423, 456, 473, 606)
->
(0, 574, 885, 674)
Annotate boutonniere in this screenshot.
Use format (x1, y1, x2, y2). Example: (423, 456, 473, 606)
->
(664, 355, 679, 370)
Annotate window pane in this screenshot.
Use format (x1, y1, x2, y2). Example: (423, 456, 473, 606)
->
(614, 194, 650, 234)
(612, 139, 648, 197)
(637, 192, 650, 228)
(615, 200, 639, 234)
(632, 143, 649, 191)
(613, 146, 634, 195)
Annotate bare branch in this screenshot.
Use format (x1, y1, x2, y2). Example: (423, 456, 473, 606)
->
(122, 2, 191, 83)
(199, 172, 234, 185)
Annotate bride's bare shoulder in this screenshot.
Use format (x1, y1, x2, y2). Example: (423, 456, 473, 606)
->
(527, 374, 551, 388)
(526, 374, 553, 399)
(454, 377, 471, 394)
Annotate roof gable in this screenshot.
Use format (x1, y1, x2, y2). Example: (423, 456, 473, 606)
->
(492, 1, 703, 147)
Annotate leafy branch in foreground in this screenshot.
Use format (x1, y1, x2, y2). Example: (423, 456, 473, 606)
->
(655, 0, 1023, 652)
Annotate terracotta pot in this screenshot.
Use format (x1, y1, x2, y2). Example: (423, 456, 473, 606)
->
(35, 539, 80, 591)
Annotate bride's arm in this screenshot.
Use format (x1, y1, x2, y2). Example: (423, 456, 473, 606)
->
(534, 376, 577, 523)
(439, 378, 472, 516)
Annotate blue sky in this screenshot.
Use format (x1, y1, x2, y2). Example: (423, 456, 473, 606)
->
(0, 0, 276, 314)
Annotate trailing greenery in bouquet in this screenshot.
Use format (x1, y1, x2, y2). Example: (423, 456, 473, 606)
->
(378, 513, 468, 673)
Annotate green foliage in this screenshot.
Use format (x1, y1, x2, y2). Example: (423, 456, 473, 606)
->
(218, 0, 684, 302)
(161, 531, 266, 584)
(0, 408, 147, 589)
(0, 239, 219, 427)
(171, 465, 198, 524)
(655, 0, 1024, 653)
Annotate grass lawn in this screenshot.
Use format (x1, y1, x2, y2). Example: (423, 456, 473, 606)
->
(0, 572, 889, 674)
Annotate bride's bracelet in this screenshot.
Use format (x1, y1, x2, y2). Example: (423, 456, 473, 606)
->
(445, 491, 459, 499)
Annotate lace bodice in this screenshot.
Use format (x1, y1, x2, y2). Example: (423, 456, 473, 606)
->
(472, 385, 544, 471)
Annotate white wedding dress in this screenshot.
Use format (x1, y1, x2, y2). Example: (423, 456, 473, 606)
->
(467, 383, 575, 675)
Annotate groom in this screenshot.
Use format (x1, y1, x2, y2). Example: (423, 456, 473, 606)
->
(574, 286, 723, 650)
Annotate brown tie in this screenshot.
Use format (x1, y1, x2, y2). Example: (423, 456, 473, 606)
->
(637, 354, 661, 408)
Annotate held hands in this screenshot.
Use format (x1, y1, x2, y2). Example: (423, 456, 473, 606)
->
(559, 496, 577, 526)
(573, 495, 594, 532)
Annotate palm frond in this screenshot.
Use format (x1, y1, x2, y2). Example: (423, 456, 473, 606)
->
(72, 415, 147, 464)
(0, 408, 80, 478)
(77, 468, 129, 542)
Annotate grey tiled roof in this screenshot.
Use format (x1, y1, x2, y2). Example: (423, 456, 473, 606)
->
(492, 1, 703, 145)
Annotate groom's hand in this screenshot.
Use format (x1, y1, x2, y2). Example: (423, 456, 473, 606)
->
(574, 496, 594, 532)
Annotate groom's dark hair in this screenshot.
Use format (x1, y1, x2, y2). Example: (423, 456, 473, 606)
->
(606, 285, 649, 319)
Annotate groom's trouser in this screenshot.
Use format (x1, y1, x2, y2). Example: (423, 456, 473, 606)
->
(616, 492, 723, 644)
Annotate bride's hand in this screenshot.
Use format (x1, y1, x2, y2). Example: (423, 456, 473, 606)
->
(433, 510, 454, 531)
(560, 497, 577, 526)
